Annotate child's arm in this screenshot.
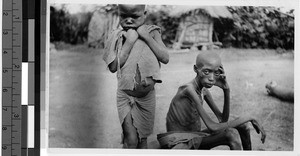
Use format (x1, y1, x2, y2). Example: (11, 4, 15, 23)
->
(186, 85, 266, 143)
(215, 66, 230, 122)
(204, 88, 231, 122)
(205, 66, 230, 122)
(137, 25, 169, 64)
(203, 89, 223, 122)
(108, 29, 138, 73)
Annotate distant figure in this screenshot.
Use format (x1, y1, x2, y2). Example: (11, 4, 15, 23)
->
(266, 81, 294, 102)
(157, 51, 266, 150)
(103, 4, 169, 149)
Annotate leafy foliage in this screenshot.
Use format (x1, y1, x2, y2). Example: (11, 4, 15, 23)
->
(50, 5, 294, 50)
(226, 6, 294, 49)
(146, 9, 180, 48)
(50, 6, 92, 44)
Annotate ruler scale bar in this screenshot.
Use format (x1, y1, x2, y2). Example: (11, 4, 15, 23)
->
(2, 0, 23, 156)
(3, 0, 42, 155)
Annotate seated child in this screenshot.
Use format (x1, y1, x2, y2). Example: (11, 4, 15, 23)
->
(157, 51, 266, 150)
(103, 4, 169, 148)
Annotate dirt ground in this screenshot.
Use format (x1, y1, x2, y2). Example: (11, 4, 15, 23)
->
(49, 46, 294, 151)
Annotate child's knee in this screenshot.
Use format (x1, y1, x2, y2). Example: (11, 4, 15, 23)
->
(225, 128, 239, 143)
(237, 123, 251, 133)
(225, 128, 241, 150)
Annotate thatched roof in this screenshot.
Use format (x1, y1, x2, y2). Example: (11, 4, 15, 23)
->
(169, 6, 233, 19)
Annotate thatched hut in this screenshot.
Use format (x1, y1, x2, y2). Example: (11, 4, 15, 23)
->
(169, 6, 233, 50)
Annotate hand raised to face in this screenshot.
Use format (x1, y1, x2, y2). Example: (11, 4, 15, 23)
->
(124, 29, 138, 44)
(137, 25, 151, 40)
(214, 66, 229, 90)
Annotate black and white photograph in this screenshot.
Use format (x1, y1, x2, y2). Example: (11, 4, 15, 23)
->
(47, 0, 297, 154)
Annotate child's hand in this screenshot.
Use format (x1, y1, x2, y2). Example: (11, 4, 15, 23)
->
(214, 66, 229, 90)
(124, 29, 138, 44)
(130, 80, 154, 98)
(250, 119, 266, 144)
(137, 25, 151, 40)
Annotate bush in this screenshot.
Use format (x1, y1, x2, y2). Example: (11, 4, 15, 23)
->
(50, 5, 294, 50)
(50, 6, 92, 44)
(146, 10, 180, 48)
(226, 6, 294, 49)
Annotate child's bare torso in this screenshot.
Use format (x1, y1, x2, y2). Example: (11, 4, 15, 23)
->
(166, 84, 203, 132)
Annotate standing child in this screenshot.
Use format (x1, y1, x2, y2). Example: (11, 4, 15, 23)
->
(103, 4, 169, 149)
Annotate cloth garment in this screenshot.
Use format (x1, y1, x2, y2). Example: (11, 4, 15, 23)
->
(117, 89, 156, 141)
(157, 131, 209, 149)
(103, 25, 162, 90)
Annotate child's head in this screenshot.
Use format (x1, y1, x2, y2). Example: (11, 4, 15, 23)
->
(194, 51, 223, 88)
(118, 4, 147, 30)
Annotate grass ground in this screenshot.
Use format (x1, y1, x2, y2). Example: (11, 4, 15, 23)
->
(49, 45, 294, 150)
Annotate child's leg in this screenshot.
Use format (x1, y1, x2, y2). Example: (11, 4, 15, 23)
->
(137, 138, 148, 149)
(199, 128, 242, 150)
(235, 123, 252, 150)
(122, 112, 138, 148)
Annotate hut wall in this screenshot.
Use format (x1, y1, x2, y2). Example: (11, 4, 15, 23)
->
(175, 13, 213, 49)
